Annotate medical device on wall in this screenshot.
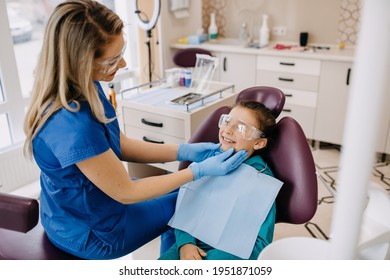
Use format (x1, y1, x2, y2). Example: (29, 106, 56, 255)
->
(169, 0, 190, 18)
(132, 0, 161, 83)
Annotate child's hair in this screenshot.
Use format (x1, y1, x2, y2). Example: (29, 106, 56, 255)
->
(233, 100, 277, 153)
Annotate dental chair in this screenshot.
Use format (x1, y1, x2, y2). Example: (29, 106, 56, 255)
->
(0, 192, 81, 259)
(178, 85, 318, 224)
(173, 47, 213, 68)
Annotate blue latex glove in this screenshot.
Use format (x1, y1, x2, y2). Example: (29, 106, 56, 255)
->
(189, 148, 247, 180)
(177, 143, 221, 162)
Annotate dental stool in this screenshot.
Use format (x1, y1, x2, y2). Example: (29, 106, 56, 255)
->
(0, 192, 81, 259)
(179, 85, 318, 224)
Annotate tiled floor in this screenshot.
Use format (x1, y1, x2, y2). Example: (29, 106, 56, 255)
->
(125, 145, 390, 260)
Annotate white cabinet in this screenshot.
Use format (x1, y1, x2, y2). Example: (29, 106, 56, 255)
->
(213, 52, 257, 92)
(256, 55, 321, 138)
(314, 61, 352, 145)
(118, 82, 238, 173)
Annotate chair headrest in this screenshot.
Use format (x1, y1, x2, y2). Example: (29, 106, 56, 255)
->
(236, 86, 286, 118)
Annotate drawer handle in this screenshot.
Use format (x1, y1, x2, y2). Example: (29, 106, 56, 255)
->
(282, 109, 292, 112)
(280, 62, 295, 66)
(278, 77, 294, 82)
(223, 57, 227, 72)
(285, 94, 293, 97)
(143, 136, 164, 144)
(346, 68, 351, 85)
(141, 118, 163, 127)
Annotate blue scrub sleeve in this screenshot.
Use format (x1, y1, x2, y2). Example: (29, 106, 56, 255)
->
(44, 103, 111, 168)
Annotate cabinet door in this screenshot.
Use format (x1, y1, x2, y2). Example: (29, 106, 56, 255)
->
(216, 52, 257, 92)
(314, 61, 352, 144)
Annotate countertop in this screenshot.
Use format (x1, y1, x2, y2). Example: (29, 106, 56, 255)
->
(171, 38, 355, 63)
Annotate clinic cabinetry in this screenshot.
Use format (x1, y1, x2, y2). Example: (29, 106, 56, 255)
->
(314, 61, 352, 145)
(211, 52, 257, 93)
(314, 61, 390, 154)
(256, 55, 320, 139)
(117, 83, 238, 173)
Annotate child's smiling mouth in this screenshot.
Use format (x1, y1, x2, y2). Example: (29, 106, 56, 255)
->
(222, 135, 235, 144)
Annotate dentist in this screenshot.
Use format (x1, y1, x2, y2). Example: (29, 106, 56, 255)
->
(23, 0, 246, 260)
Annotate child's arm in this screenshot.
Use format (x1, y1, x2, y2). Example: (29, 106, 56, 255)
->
(175, 229, 197, 248)
(251, 202, 277, 258)
(175, 229, 207, 260)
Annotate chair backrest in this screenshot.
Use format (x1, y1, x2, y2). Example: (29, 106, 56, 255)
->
(173, 48, 213, 68)
(179, 86, 318, 224)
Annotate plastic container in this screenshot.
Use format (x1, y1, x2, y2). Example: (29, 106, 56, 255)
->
(185, 70, 192, 87)
(259, 14, 270, 48)
(238, 22, 250, 43)
(208, 13, 218, 40)
(179, 69, 186, 86)
(191, 54, 219, 93)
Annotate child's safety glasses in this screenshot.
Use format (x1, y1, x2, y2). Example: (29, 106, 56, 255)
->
(218, 114, 265, 140)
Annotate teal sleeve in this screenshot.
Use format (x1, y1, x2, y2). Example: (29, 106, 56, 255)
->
(249, 202, 276, 259)
(244, 155, 277, 259)
(175, 229, 197, 249)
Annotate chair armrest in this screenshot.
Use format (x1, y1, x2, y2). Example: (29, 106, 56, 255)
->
(0, 192, 39, 233)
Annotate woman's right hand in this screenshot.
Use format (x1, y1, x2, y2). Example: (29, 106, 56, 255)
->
(189, 148, 247, 180)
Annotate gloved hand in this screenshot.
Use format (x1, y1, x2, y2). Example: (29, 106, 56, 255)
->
(189, 148, 247, 180)
(177, 142, 222, 162)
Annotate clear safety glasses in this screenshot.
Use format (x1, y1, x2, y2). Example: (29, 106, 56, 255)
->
(95, 38, 127, 74)
(218, 114, 265, 140)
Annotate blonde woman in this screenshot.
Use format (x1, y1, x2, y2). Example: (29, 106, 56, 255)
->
(23, 0, 246, 260)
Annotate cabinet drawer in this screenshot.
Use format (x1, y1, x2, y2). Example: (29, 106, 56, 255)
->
(257, 70, 319, 92)
(123, 107, 185, 138)
(125, 125, 185, 144)
(279, 104, 316, 138)
(257, 56, 321, 76)
(281, 88, 317, 108)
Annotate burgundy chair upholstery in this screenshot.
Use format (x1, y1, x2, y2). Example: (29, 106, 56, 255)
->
(179, 86, 318, 224)
(173, 48, 213, 68)
(236, 86, 286, 118)
(0, 192, 80, 260)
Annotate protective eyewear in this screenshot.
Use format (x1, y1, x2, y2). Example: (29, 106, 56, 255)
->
(218, 114, 265, 140)
(96, 38, 127, 74)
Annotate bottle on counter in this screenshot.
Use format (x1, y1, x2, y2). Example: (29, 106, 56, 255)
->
(238, 22, 250, 43)
(259, 14, 270, 48)
(179, 69, 186, 86)
(185, 69, 192, 87)
(208, 12, 218, 40)
(108, 82, 117, 110)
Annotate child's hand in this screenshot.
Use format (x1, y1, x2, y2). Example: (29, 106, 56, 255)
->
(179, 244, 207, 260)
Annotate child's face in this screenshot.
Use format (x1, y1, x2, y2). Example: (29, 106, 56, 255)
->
(218, 106, 267, 157)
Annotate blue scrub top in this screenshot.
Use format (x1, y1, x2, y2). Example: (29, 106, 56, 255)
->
(33, 82, 126, 252)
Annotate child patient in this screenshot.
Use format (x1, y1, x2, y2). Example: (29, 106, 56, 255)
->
(159, 100, 279, 260)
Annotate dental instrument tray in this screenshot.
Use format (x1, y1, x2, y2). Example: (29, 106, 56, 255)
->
(169, 92, 202, 105)
(120, 80, 235, 112)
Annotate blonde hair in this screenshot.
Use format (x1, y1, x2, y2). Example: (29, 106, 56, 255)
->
(23, 0, 123, 157)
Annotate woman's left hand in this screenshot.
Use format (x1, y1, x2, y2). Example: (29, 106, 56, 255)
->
(177, 142, 221, 162)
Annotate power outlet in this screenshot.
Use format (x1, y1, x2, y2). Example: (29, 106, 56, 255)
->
(272, 26, 287, 36)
